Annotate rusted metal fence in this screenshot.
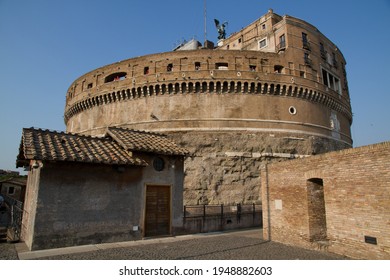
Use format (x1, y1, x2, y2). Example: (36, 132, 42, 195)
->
(183, 203, 261, 225)
(3, 195, 23, 242)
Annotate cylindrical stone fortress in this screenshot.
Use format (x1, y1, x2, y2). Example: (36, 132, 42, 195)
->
(64, 10, 352, 204)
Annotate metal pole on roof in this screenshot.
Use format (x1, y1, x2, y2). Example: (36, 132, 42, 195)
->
(204, 0, 207, 43)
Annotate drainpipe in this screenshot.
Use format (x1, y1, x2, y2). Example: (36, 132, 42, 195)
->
(263, 163, 271, 241)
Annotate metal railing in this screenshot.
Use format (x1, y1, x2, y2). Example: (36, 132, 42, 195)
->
(3, 195, 23, 242)
(302, 40, 311, 50)
(276, 41, 286, 52)
(183, 203, 261, 223)
(304, 56, 313, 67)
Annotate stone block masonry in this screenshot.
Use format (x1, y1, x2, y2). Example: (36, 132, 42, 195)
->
(170, 130, 348, 205)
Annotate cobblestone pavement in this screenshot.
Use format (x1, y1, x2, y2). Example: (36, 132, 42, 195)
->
(0, 241, 19, 260)
(1, 229, 349, 260)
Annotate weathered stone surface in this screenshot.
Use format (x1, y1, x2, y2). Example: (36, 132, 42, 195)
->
(169, 131, 349, 205)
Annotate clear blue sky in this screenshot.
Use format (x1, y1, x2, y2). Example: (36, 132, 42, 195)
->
(1, 0, 389, 172)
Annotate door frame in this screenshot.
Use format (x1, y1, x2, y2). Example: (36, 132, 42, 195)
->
(143, 183, 172, 238)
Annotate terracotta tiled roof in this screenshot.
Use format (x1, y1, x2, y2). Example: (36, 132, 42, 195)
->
(16, 128, 147, 167)
(106, 127, 188, 156)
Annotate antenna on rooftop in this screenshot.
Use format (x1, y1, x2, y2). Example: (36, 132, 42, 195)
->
(204, 0, 207, 43)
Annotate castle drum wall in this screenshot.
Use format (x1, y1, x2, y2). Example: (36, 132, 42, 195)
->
(64, 10, 353, 205)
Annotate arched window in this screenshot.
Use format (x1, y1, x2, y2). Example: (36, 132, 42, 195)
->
(104, 72, 127, 83)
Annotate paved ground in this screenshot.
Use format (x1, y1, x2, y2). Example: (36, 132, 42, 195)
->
(1, 228, 349, 260)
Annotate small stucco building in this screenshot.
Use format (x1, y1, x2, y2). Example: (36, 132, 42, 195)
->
(0, 178, 27, 203)
(16, 127, 187, 250)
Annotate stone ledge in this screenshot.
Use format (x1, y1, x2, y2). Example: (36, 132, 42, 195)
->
(225, 152, 310, 159)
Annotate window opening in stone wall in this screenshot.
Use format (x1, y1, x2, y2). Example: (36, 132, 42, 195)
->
(302, 32, 310, 49)
(320, 43, 326, 60)
(237, 82, 242, 92)
(306, 178, 327, 242)
(229, 81, 235, 93)
(195, 82, 201, 93)
(322, 68, 341, 94)
(144, 67, 149, 75)
(250, 65, 256, 71)
(216, 82, 221, 93)
(329, 74, 334, 89)
(188, 82, 193, 92)
(259, 38, 267, 49)
(195, 62, 201, 70)
(167, 64, 173, 72)
(274, 65, 283, 73)
(215, 62, 228, 70)
(104, 72, 127, 83)
(250, 82, 255, 93)
(202, 82, 207, 92)
(175, 83, 180, 93)
(278, 34, 286, 52)
(87, 83, 93, 89)
(304, 53, 312, 67)
(8, 186, 15, 195)
(168, 84, 173, 94)
(332, 52, 338, 68)
(223, 81, 229, 93)
(161, 84, 167, 94)
(209, 82, 215, 92)
(322, 69, 329, 87)
(244, 82, 249, 92)
(262, 24, 266, 30)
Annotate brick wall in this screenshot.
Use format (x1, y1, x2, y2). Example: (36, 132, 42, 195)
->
(261, 142, 390, 259)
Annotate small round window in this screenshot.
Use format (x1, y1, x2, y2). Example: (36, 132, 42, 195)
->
(153, 157, 165, 171)
(289, 106, 297, 115)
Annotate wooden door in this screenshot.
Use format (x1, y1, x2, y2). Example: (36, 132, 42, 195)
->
(145, 185, 171, 237)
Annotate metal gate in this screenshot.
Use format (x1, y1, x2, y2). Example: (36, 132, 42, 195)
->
(144, 185, 171, 237)
(2, 195, 23, 242)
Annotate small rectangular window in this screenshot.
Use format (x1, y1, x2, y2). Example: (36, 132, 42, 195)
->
(302, 32, 310, 49)
(195, 62, 201, 70)
(322, 69, 329, 87)
(87, 83, 93, 89)
(278, 34, 286, 51)
(250, 65, 256, 71)
(364, 236, 378, 245)
(274, 65, 283, 73)
(329, 73, 335, 89)
(302, 32, 308, 43)
(215, 62, 228, 70)
(320, 43, 326, 59)
(259, 38, 267, 49)
(144, 67, 149, 75)
(8, 186, 15, 195)
(304, 53, 311, 66)
(167, 64, 173, 72)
